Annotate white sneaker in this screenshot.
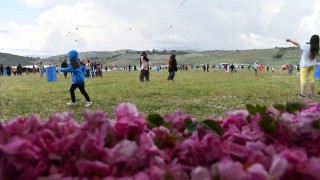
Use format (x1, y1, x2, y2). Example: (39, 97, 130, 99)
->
(66, 102, 77, 106)
(85, 102, 92, 107)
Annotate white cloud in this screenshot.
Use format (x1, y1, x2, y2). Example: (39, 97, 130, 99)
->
(1, 0, 320, 55)
(15, 0, 48, 8)
(240, 33, 284, 49)
(298, 1, 320, 40)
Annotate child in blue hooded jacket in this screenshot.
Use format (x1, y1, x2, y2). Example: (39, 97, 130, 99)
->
(60, 50, 92, 107)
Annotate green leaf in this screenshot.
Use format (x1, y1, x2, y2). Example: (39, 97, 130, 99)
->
(201, 120, 223, 136)
(187, 122, 199, 133)
(163, 121, 173, 128)
(286, 102, 306, 114)
(146, 122, 156, 129)
(184, 118, 193, 128)
(273, 104, 285, 110)
(246, 104, 257, 115)
(256, 104, 267, 113)
(258, 114, 276, 133)
(146, 113, 164, 129)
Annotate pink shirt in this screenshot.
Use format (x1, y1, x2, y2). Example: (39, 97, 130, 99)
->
(140, 56, 149, 70)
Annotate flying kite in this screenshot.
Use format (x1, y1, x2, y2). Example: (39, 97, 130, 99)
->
(208, 3, 223, 12)
(68, 27, 79, 36)
(178, 0, 188, 9)
(121, 27, 132, 35)
(161, 25, 173, 34)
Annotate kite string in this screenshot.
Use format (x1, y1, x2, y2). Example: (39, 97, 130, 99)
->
(178, 0, 188, 9)
(68, 27, 79, 36)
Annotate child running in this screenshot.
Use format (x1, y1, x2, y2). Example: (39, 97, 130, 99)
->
(60, 50, 92, 107)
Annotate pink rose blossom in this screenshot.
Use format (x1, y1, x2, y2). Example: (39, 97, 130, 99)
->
(1, 102, 320, 179)
(190, 166, 211, 180)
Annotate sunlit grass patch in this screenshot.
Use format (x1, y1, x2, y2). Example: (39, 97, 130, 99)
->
(0, 69, 319, 120)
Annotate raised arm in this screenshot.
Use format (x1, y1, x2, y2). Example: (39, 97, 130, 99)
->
(286, 39, 300, 47)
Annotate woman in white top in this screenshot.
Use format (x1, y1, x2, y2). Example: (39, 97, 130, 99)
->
(139, 51, 150, 82)
(286, 35, 319, 97)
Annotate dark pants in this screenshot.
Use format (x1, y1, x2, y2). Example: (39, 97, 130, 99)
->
(289, 69, 293, 75)
(64, 72, 68, 78)
(168, 71, 175, 80)
(70, 82, 90, 103)
(140, 70, 149, 82)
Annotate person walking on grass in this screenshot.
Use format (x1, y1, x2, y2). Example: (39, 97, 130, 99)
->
(32, 65, 36, 74)
(38, 62, 44, 77)
(5, 66, 11, 76)
(253, 61, 259, 76)
(0, 64, 3, 76)
(17, 64, 23, 76)
(286, 35, 319, 98)
(60, 50, 92, 107)
(230, 63, 235, 73)
(288, 62, 294, 75)
(61, 59, 68, 78)
(167, 54, 178, 81)
(139, 51, 150, 82)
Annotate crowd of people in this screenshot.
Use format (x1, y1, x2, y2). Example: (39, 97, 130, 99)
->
(1, 34, 319, 101)
(0, 63, 44, 76)
(1, 33, 319, 109)
(0, 59, 104, 78)
(59, 59, 104, 79)
(0, 55, 305, 79)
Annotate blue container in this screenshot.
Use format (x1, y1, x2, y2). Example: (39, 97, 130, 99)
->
(3, 70, 7, 76)
(46, 67, 57, 82)
(315, 66, 320, 79)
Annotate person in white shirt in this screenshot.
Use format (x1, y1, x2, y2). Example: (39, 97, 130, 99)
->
(286, 35, 319, 98)
(139, 51, 150, 82)
(253, 61, 259, 76)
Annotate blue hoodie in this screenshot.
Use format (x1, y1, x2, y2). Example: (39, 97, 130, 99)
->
(60, 50, 86, 84)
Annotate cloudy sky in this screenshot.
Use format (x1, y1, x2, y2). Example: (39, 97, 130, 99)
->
(1, 0, 320, 56)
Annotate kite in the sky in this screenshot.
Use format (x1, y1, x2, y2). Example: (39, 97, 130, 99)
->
(208, 3, 223, 12)
(178, 0, 188, 9)
(161, 25, 173, 34)
(121, 27, 132, 35)
(68, 27, 79, 36)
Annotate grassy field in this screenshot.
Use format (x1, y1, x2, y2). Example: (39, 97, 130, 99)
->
(1, 68, 319, 121)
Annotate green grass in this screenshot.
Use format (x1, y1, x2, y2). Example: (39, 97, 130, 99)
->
(0, 68, 318, 121)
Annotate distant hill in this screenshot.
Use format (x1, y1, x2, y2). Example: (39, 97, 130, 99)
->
(1, 47, 302, 68)
(44, 48, 302, 67)
(0, 52, 42, 67)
